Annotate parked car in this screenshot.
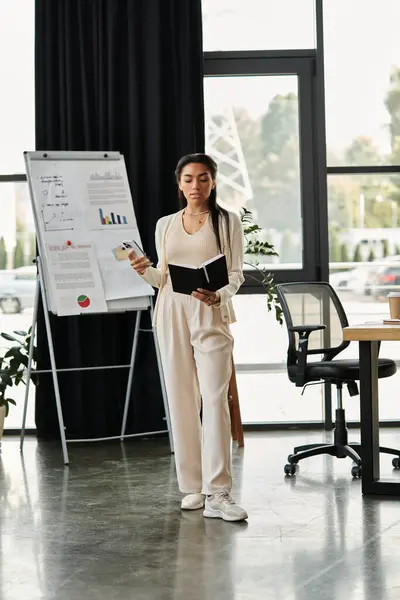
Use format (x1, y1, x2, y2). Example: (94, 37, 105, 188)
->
(330, 256, 400, 297)
(363, 255, 400, 296)
(329, 270, 352, 290)
(0, 266, 37, 313)
(329, 265, 372, 295)
(370, 264, 400, 300)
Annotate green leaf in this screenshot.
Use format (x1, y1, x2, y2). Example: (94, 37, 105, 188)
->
(13, 330, 27, 337)
(9, 358, 21, 373)
(242, 213, 282, 326)
(245, 225, 261, 234)
(7, 398, 16, 405)
(15, 369, 24, 382)
(1, 373, 12, 387)
(4, 347, 19, 359)
(14, 368, 27, 386)
(19, 354, 28, 368)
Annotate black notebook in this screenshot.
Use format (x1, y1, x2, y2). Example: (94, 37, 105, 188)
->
(168, 254, 229, 295)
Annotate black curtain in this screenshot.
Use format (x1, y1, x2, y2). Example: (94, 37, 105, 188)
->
(35, 0, 204, 438)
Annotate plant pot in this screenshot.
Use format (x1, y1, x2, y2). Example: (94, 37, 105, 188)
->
(0, 405, 5, 442)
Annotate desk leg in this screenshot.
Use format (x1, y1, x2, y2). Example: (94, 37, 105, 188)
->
(359, 340, 380, 494)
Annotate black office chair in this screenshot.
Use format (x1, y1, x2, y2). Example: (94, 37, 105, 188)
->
(276, 282, 400, 478)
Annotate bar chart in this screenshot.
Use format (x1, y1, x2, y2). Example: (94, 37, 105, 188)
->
(99, 208, 128, 225)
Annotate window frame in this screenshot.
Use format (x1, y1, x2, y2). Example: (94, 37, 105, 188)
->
(204, 48, 329, 294)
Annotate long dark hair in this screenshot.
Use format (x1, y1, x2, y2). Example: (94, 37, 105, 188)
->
(175, 153, 230, 253)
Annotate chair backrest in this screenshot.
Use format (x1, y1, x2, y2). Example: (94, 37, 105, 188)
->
(276, 282, 350, 365)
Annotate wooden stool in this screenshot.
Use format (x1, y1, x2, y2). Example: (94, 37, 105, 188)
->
(228, 358, 244, 447)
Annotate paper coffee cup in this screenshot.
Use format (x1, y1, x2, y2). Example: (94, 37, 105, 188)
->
(388, 292, 400, 319)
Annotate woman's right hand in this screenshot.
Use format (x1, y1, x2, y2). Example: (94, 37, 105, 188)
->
(128, 250, 152, 275)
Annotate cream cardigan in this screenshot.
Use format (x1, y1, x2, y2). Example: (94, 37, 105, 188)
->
(141, 209, 245, 326)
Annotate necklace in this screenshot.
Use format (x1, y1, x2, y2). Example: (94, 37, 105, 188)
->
(184, 208, 210, 224)
(185, 208, 209, 216)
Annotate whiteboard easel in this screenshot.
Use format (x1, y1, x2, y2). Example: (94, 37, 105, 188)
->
(20, 151, 173, 464)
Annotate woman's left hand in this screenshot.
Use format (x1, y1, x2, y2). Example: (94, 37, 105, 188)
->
(192, 289, 220, 306)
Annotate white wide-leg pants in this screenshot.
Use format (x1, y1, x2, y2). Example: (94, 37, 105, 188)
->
(156, 283, 234, 495)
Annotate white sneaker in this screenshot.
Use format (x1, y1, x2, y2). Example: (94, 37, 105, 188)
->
(203, 492, 248, 522)
(181, 493, 205, 510)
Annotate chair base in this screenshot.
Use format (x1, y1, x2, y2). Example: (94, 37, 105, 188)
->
(285, 408, 400, 478)
(292, 442, 400, 460)
(288, 443, 362, 467)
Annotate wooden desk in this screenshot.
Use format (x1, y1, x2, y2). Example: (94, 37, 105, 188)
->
(343, 322, 400, 496)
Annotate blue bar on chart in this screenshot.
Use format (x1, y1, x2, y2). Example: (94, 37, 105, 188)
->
(99, 208, 127, 225)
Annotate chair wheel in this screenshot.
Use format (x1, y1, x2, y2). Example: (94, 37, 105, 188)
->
(351, 465, 362, 478)
(284, 463, 297, 476)
(392, 457, 400, 469)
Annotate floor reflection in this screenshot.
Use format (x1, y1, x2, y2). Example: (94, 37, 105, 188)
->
(0, 432, 400, 600)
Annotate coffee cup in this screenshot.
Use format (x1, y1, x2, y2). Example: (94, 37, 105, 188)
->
(388, 292, 400, 319)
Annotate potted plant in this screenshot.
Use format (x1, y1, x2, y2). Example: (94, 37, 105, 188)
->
(0, 329, 37, 442)
(241, 207, 283, 324)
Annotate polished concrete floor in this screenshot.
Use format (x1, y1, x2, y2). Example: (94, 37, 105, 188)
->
(2, 430, 400, 600)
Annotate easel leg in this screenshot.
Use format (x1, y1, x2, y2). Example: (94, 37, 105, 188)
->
(120, 310, 141, 441)
(150, 299, 174, 453)
(38, 259, 69, 466)
(20, 271, 40, 452)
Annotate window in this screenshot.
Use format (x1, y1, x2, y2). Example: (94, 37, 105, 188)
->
(324, 1, 400, 423)
(205, 1, 400, 427)
(203, 3, 322, 425)
(202, 0, 316, 52)
(204, 74, 303, 268)
(0, 0, 35, 430)
(0, 0, 35, 173)
(232, 295, 324, 423)
(328, 172, 400, 421)
(0, 183, 36, 430)
(324, 0, 400, 167)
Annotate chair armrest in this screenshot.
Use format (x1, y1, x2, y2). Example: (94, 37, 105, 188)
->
(289, 325, 326, 334)
(289, 325, 326, 387)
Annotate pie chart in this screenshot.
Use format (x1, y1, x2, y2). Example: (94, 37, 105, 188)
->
(77, 295, 91, 308)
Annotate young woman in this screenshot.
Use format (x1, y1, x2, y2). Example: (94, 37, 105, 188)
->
(129, 153, 247, 522)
